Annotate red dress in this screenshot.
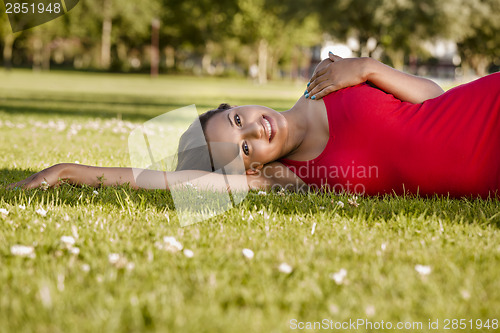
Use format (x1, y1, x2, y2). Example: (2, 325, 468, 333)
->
(279, 73, 500, 198)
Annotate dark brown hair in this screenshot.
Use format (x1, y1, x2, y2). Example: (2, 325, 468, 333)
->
(175, 103, 233, 171)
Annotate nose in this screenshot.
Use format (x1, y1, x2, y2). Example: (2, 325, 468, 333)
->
(242, 121, 263, 139)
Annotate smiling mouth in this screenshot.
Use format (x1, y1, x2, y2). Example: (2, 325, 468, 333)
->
(262, 116, 275, 142)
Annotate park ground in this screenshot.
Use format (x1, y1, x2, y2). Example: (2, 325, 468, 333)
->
(0, 70, 499, 332)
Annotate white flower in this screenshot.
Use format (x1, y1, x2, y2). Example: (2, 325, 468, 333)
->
(36, 208, 47, 217)
(183, 249, 194, 258)
(365, 305, 376, 317)
(108, 253, 120, 264)
(336, 201, 344, 208)
(460, 289, 471, 300)
(242, 248, 254, 259)
(257, 191, 267, 196)
(81, 263, 91, 272)
(156, 236, 183, 252)
(330, 268, 348, 285)
(184, 182, 197, 190)
(10, 245, 35, 258)
(0, 208, 9, 215)
(93, 190, 99, 195)
(348, 195, 359, 207)
(278, 262, 293, 274)
(415, 264, 432, 276)
(18, 204, 26, 210)
(69, 247, 80, 255)
(60, 236, 76, 246)
(40, 180, 49, 190)
(381, 243, 387, 251)
(311, 222, 317, 235)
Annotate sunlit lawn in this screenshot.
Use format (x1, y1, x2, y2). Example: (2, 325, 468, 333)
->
(0, 69, 499, 332)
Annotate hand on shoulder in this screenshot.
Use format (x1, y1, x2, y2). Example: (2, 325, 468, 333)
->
(306, 53, 371, 100)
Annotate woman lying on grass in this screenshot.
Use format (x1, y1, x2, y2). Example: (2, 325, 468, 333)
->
(9, 53, 500, 198)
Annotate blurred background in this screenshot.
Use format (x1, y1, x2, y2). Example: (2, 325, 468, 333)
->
(0, 0, 499, 83)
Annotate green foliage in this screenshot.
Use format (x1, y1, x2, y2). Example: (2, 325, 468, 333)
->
(0, 0, 498, 75)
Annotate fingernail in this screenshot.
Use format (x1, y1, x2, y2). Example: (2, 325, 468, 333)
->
(329, 51, 333, 55)
(304, 89, 308, 95)
(307, 82, 310, 87)
(305, 93, 309, 98)
(311, 95, 316, 100)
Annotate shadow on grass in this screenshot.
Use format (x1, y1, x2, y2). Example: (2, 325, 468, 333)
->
(1, 168, 35, 185)
(0, 98, 195, 122)
(0, 94, 294, 121)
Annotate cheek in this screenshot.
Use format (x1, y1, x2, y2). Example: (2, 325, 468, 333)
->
(251, 142, 272, 162)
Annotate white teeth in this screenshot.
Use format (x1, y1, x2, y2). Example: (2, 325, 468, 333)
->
(263, 118, 272, 141)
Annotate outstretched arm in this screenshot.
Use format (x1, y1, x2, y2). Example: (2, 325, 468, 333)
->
(7, 162, 303, 192)
(307, 53, 444, 104)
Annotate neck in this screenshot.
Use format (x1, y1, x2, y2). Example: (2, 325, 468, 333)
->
(280, 96, 311, 158)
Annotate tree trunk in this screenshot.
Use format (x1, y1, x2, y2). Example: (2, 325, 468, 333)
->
(164, 46, 175, 69)
(386, 49, 404, 71)
(42, 43, 51, 71)
(202, 41, 214, 75)
(470, 55, 489, 77)
(290, 47, 298, 80)
(101, 0, 112, 69)
(2, 33, 16, 70)
(257, 39, 268, 84)
(32, 36, 43, 71)
(151, 18, 160, 77)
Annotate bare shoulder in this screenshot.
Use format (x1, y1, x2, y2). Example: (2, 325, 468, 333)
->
(246, 161, 307, 191)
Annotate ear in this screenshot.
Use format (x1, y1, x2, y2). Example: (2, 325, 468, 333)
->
(245, 163, 263, 175)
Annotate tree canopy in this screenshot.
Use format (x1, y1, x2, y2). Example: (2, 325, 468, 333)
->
(0, 0, 498, 77)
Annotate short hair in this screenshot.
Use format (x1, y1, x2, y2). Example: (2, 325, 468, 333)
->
(175, 103, 232, 172)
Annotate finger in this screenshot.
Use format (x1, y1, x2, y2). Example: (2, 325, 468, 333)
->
(308, 66, 329, 87)
(311, 84, 339, 101)
(328, 52, 343, 62)
(308, 78, 335, 97)
(308, 58, 334, 86)
(309, 77, 342, 97)
(307, 75, 329, 96)
(7, 180, 27, 190)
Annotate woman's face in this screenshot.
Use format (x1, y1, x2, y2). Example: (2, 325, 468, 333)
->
(204, 105, 289, 173)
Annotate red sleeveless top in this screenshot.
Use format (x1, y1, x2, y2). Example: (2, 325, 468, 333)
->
(279, 73, 500, 198)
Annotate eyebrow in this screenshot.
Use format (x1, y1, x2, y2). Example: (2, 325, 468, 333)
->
(227, 113, 234, 127)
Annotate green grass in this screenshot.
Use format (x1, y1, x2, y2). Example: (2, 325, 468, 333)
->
(1, 69, 499, 333)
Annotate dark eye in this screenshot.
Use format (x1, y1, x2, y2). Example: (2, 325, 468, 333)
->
(242, 141, 249, 156)
(234, 114, 242, 127)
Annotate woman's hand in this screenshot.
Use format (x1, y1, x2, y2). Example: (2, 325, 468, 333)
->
(306, 52, 444, 103)
(306, 52, 370, 100)
(7, 163, 70, 190)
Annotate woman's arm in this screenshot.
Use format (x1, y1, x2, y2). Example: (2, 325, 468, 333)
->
(7, 163, 244, 191)
(8, 163, 146, 190)
(307, 53, 444, 104)
(7, 162, 304, 192)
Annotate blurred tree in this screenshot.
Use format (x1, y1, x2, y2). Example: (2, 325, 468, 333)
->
(0, 12, 20, 70)
(0, 0, 497, 76)
(454, 0, 500, 75)
(75, 0, 161, 70)
(312, 0, 449, 69)
(232, 0, 321, 82)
